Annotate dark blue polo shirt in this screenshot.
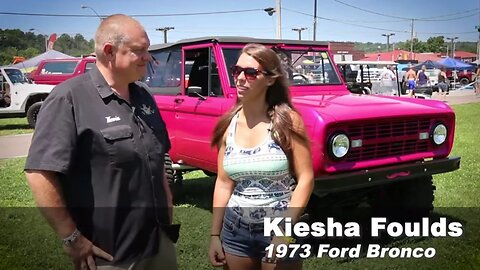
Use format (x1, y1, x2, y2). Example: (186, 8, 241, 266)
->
(25, 66, 171, 265)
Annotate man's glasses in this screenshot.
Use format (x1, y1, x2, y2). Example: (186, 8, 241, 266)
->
(231, 65, 270, 81)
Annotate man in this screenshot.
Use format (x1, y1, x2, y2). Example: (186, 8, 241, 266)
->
(380, 65, 396, 95)
(24, 14, 177, 270)
(405, 65, 417, 97)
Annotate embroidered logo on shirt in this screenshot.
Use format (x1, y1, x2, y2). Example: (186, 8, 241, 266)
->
(140, 104, 154, 115)
(105, 116, 121, 123)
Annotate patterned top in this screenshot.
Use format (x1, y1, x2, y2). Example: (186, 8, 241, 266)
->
(223, 112, 296, 221)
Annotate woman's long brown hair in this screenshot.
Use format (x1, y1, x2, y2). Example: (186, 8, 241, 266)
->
(211, 43, 309, 175)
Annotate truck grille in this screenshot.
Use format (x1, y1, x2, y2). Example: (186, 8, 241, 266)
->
(338, 119, 433, 162)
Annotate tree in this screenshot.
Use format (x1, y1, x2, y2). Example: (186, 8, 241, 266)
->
(0, 29, 95, 65)
(54, 33, 94, 57)
(425, 36, 445, 53)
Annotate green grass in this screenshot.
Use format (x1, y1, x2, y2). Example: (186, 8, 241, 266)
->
(0, 118, 33, 136)
(1, 103, 479, 269)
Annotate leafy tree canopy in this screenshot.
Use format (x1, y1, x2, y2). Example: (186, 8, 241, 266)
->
(0, 29, 94, 65)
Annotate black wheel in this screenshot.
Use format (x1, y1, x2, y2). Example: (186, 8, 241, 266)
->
(164, 153, 183, 199)
(459, 78, 469, 85)
(369, 176, 435, 220)
(26, 101, 43, 128)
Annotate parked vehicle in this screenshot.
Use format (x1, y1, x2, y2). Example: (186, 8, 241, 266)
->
(0, 67, 54, 127)
(145, 37, 460, 217)
(336, 61, 407, 96)
(446, 69, 475, 85)
(30, 56, 96, 85)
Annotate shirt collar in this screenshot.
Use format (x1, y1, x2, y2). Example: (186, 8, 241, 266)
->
(89, 65, 115, 99)
(89, 65, 141, 101)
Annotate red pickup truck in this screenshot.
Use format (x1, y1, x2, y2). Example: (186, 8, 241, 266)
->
(30, 57, 96, 85)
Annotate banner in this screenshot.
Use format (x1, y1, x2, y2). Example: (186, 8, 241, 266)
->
(47, 33, 57, 51)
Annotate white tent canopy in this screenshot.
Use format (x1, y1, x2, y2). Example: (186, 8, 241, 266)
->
(11, 50, 74, 72)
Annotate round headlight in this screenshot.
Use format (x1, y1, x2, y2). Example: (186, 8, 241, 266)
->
(331, 133, 350, 158)
(432, 124, 447, 145)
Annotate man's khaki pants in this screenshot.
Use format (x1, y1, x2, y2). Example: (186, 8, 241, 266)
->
(98, 230, 177, 270)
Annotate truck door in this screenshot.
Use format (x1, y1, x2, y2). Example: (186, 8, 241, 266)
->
(173, 45, 233, 171)
(146, 48, 183, 158)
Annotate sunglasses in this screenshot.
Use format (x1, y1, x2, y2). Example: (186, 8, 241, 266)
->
(230, 65, 270, 81)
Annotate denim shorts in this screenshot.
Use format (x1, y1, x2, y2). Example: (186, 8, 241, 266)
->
(221, 207, 304, 260)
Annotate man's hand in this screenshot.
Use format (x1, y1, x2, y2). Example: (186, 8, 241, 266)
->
(64, 234, 113, 270)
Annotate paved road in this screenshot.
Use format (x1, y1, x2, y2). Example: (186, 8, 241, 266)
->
(0, 133, 32, 159)
(0, 90, 478, 160)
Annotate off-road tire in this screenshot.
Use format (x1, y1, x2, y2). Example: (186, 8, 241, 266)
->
(459, 78, 469, 86)
(165, 153, 183, 199)
(26, 101, 43, 128)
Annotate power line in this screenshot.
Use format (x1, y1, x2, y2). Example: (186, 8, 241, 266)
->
(281, 8, 407, 33)
(417, 11, 479, 22)
(283, 5, 478, 37)
(0, 9, 263, 18)
(333, 0, 409, 20)
(333, 0, 479, 22)
(283, 6, 477, 24)
(283, 8, 407, 23)
(417, 8, 480, 21)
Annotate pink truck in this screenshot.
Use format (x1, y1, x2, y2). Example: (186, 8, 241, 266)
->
(145, 37, 460, 215)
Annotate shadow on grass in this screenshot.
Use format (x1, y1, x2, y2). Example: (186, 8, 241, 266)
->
(173, 175, 215, 211)
(0, 124, 31, 130)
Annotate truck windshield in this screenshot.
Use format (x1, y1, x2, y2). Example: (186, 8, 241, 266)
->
(222, 48, 341, 87)
(4, 69, 29, 84)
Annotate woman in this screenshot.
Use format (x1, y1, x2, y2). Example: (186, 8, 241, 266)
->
(417, 65, 429, 87)
(437, 68, 448, 102)
(208, 43, 314, 270)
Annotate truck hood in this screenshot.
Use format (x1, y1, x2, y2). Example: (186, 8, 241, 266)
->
(292, 93, 453, 122)
(16, 83, 55, 93)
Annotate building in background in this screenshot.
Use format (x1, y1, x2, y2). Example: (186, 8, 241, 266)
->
(328, 42, 365, 62)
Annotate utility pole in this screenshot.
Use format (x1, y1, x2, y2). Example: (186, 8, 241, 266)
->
(292, 28, 307, 40)
(313, 0, 317, 41)
(381, 33, 395, 52)
(410, 19, 414, 59)
(276, 0, 282, 39)
(156, 27, 174, 43)
(264, 5, 281, 39)
(476, 25, 480, 63)
(446, 37, 459, 58)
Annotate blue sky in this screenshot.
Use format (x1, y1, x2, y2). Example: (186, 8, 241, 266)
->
(1, 0, 479, 45)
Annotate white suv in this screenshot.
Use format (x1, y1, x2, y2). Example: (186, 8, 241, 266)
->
(0, 67, 54, 128)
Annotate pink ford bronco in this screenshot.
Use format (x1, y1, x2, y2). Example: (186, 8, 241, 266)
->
(145, 37, 460, 215)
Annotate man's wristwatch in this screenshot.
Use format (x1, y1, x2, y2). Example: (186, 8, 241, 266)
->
(62, 229, 81, 247)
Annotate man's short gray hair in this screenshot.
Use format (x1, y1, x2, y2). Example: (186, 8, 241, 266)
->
(94, 14, 143, 57)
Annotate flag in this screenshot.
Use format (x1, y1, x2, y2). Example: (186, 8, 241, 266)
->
(47, 34, 57, 51)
